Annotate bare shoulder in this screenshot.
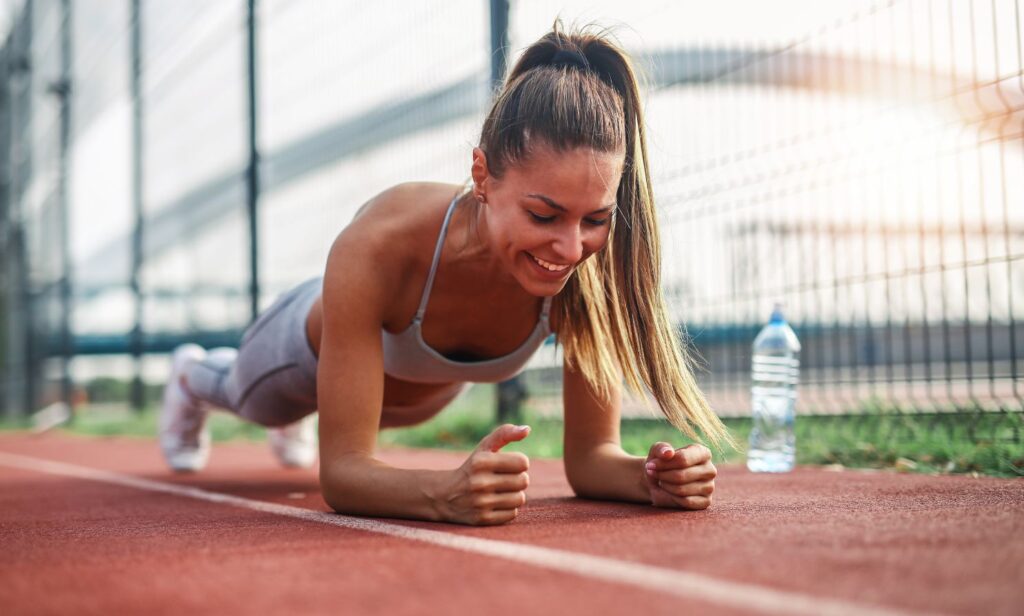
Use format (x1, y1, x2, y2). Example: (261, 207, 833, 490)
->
(335, 181, 464, 259)
(324, 181, 467, 316)
(353, 181, 465, 227)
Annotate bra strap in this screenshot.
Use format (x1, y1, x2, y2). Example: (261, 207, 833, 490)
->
(414, 193, 461, 322)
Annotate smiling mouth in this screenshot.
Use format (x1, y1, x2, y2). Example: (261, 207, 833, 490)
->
(527, 252, 572, 273)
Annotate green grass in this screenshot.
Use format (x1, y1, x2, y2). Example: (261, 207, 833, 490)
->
(3, 383, 1021, 478)
(382, 386, 1024, 478)
(0, 403, 267, 443)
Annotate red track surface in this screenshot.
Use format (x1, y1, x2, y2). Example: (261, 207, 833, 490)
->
(0, 432, 1021, 616)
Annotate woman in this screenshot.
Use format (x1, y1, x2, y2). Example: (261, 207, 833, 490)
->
(160, 22, 737, 526)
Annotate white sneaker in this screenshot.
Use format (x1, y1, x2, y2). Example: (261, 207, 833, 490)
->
(159, 343, 210, 472)
(268, 414, 318, 469)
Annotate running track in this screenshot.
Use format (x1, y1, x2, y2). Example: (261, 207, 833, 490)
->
(0, 433, 1021, 615)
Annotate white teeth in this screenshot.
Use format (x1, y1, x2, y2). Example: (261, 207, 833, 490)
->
(531, 254, 569, 272)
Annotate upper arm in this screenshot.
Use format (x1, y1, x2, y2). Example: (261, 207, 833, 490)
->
(316, 221, 391, 475)
(562, 354, 623, 470)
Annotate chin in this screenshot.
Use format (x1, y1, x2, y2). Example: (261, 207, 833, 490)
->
(528, 284, 563, 297)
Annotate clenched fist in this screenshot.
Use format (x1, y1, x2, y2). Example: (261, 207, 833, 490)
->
(642, 442, 716, 510)
(434, 424, 531, 526)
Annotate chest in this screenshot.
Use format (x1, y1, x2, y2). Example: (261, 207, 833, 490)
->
(386, 274, 544, 362)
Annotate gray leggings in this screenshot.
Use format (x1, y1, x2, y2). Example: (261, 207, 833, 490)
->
(185, 277, 323, 427)
(184, 275, 470, 427)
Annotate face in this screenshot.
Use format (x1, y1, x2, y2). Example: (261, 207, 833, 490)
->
(470, 143, 625, 296)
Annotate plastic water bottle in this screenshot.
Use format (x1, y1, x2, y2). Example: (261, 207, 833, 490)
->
(747, 303, 801, 473)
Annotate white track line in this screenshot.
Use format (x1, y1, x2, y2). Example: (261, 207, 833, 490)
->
(0, 451, 943, 616)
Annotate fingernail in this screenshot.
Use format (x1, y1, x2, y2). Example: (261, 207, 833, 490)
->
(516, 425, 529, 431)
(645, 461, 656, 471)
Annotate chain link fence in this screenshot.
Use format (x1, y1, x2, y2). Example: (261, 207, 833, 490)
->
(1, 1, 1021, 449)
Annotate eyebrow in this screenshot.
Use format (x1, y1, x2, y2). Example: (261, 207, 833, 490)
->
(525, 193, 617, 215)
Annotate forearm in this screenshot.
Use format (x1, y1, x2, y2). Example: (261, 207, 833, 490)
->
(565, 442, 651, 504)
(320, 455, 450, 522)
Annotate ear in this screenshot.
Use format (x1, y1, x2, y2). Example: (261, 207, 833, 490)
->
(471, 147, 490, 195)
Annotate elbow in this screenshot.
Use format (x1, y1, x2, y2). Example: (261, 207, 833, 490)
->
(563, 461, 595, 500)
(567, 478, 600, 501)
(319, 466, 348, 514)
(567, 480, 589, 499)
(318, 454, 367, 514)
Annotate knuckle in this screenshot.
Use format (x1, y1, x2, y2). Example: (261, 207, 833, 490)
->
(469, 455, 488, 473)
(515, 452, 530, 469)
(469, 475, 491, 493)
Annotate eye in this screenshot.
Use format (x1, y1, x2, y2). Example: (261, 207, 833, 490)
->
(528, 212, 609, 227)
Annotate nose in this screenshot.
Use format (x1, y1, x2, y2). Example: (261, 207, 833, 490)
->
(552, 224, 585, 265)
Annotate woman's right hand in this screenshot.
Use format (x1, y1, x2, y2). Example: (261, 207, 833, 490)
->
(434, 424, 531, 526)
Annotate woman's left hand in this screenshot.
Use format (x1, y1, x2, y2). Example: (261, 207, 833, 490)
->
(642, 442, 716, 510)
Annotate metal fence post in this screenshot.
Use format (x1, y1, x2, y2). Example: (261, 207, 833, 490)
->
(489, 0, 509, 94)
(55, 0, 74, 419)
(487, 0, 524, 425)
(15, 2, 35, 418)
(0, 39, 9, 420)
(129, 0, 145, 412)
(245, 0, 260, 325)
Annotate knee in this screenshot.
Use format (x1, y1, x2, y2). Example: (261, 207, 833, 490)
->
(238, 403, 312, 428)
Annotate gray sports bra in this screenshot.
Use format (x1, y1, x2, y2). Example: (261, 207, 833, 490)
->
(381, 192, 554, 384)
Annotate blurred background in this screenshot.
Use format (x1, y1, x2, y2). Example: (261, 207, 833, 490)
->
(0, 0, 1021, 474)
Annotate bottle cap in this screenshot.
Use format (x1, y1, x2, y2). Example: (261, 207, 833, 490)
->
(769, 302, 785, 324)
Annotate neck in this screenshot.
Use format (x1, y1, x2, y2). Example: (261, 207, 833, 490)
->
(447, 196, 526, 296)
